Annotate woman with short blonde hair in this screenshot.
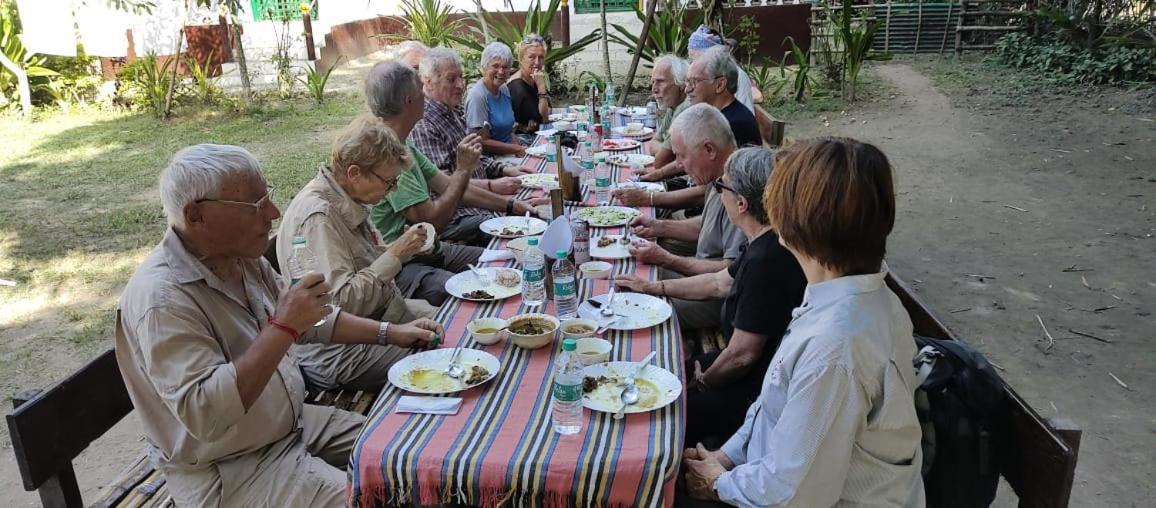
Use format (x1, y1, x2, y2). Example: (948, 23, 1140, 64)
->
(508, 34, 551, 135)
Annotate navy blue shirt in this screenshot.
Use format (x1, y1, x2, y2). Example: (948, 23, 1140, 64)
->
(720, 99, 762, 148)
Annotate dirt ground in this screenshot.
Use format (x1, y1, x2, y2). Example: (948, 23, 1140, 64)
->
(1, 61, 1153, 506)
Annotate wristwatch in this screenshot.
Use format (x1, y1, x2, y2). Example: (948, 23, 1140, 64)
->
(375, 321, 390, 346)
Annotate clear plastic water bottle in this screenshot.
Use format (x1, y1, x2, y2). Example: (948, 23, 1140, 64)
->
(552, 338, 584, 435)
(579, 140, 595, 187)
(551, 250, 578, 319)
(521, 238, 547, 307)
(599, 97, 612, 140)
(288, 236, 326, 326)
(594, 157, 612, 206)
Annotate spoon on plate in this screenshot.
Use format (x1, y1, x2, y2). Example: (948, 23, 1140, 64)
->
(444, 339, 466, 380)
(614, 351, 657, 420)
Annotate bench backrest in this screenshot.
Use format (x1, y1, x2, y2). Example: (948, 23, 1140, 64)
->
(886, 273, 1079, 507)
(6, 348, 133, 504)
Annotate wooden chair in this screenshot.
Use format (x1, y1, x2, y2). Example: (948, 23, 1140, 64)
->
(754, 105, 787, 148)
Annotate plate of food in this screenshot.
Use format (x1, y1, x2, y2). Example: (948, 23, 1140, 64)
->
(581, 361, 682, 414)
(525, 144, 555, 157)
(480, 216, 548, 238)
(548, 112, 578, 122)
(607, 153, 655, 167)
(612, 125, 655, 139)
(575, 206, 640, 227)
(445, 267, 523, 301)
(518, 173, 558, 189)
(388, 348, 501, 394)
(590, 234, 631, 260)
(613, 181, 664, 193)
(578, 292, 672, 330)
(618, 106, 650, 117)
(601, 139, 641, 151)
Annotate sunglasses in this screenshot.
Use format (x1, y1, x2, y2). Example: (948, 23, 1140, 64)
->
(711, 178, 736, 195)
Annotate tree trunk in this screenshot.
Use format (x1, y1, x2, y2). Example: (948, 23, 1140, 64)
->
(600, 0, 611, 79)
(230, 17, 253, 106)
(0, 49, 32, 119)
(620, 0, 659, 107)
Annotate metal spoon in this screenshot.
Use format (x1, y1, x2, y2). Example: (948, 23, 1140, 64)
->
(467, 263, 491, 286)
(613, 351, 657, 420)
(444, 340, 466, 380)
(601, 283, 616, 317)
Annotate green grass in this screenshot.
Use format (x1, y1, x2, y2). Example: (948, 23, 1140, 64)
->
(0, 95, 368, 444)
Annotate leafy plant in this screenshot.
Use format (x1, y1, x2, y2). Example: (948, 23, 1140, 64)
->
(994, 31, 1156, 84)
(270, 13, 297, 98)
(779, 37, 818, 102)
(297, 56, 343, 103)
(747, 62, 782, 101)
(379, 0, 466, 47)
(119, 51, 177, 117)
(184, 52, 219, 104)
(731, 15, 761, 66)
(832, 1, 879, 101)
(1033, 0, 1156, 50)
(454, 0, 600, 76)
(608, 2, 703, 67)
(1, 3, 58, 112)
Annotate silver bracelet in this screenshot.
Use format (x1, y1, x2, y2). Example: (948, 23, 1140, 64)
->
(375, 321, 390, 346)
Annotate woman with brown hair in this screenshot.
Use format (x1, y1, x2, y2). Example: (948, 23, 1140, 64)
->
(679, 137, 925, 507)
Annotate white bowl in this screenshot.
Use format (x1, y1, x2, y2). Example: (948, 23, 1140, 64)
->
(574, 337, 612, 365)
(554, 121, 576, 131)
(580, 261, 612, 279)
(625, 122, 644, 135)
(506, 313, 560, 349)
(560, 318, 599, 340)
(467, 317, 508, 345)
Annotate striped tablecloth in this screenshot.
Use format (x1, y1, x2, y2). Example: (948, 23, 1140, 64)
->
(350, 109, 682, 508)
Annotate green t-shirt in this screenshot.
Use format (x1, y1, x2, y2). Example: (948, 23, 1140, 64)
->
(657, 100, 691, 150)
(369, 140, 440, 243)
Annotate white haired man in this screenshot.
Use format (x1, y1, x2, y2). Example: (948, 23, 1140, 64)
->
(686, 46, 761, 148)
(628, 103, 746, 334)
(365, 61, 537, 303)
(411, 47, 538, 246)
(390, 40, 428, 72)
(277, 116, 441, 392)
(116, 144, 443, 506)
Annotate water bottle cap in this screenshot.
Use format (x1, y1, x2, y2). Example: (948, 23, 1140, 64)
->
(555, 249, 568, 258)
(561, 338, 576, 351)
(528, 238, 539, 246)
(292, 236, 306, 245)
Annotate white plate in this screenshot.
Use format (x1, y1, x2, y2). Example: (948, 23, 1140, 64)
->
(445, 267, 523, 301)
(388, 348, 501, 394)
(618, 106, 650, 117)
(569, 105, 587, 113)
(612, 126, 655, 138)
(480, 216, 548, 238)
(526, 144, 555, 157)
(549, 112, 578, 122)
(614, 181, 664, 193)
(519, 173, 558, 189)
(601, 139, 641, 151)
(575, 206, 640, 227)
(581, 362, 682, 414)
(589, 234, 631, 260)
(607, 153, 655, 167)
(578, 293, 672, 330)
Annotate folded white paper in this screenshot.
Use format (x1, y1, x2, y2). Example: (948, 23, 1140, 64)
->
(541, 215, 573, 259)
(479, 249, 515, 263)
(535, 129, 558, 137)
(395, 396, 463, 415)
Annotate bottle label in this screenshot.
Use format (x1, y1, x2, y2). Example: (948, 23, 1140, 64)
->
(595, 177, 611, 188)
(553, 381, 582, 402)
(553, 280, 576, 298)
(524, 267, 545, 283)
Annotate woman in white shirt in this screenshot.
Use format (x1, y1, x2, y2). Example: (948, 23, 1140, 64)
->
(679, 137, 926, 507)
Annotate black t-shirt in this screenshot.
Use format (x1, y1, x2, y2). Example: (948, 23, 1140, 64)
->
(507, 77, 543, 131)
(720, 99, 762, 148)
(720, 231, 807, 388)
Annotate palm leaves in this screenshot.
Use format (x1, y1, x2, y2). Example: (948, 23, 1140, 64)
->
(832, 1, 878, 101)
(380, 0, 466, 47)
(297, 56, 344, 104)
(453, 0, 600, 74)
(1, 8, 58, 112)
(607, 3, 702, 67)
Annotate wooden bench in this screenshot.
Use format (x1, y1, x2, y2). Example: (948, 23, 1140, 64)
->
(6, 348, 379, 507)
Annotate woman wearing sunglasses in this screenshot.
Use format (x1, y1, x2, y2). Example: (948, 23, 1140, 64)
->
(508, 34, 552, 139)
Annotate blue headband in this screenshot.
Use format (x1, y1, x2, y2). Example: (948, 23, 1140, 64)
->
(688, 25, 724, 51)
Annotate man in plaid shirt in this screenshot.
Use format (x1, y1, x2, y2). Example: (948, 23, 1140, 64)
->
(411, 47, 538, 246)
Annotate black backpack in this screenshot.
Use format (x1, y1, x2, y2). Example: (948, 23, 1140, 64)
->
(912, 335, 1007, 508)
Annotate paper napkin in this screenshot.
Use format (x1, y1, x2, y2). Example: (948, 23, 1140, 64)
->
(394, 396, 463, 415)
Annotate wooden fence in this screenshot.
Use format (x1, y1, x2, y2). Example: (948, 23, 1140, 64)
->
(810, 0, 1032, 55)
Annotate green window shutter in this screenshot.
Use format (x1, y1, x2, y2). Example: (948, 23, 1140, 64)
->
(250, 0, 319, 22)
(573, 0, 638, 15)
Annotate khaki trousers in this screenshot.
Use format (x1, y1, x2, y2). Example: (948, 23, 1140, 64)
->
(162, 404, 365, 508)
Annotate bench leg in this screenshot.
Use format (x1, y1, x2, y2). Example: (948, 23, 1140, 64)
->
(37, 465, 83, 508)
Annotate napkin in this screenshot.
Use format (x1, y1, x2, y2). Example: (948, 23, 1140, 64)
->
(535, 129, 558, 137)
(540, 214, 573, 259)
(479, 249, 515, 263)
(559, 148, 584, 175)
(495, 155, 525, 165)
(394, 396, 463, 415)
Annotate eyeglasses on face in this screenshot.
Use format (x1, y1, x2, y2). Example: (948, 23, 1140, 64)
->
(196, 188, 275, 213)
(367, 169, 400, 192)
(684, 75, 721, 88)
(711, 178, 736, 195)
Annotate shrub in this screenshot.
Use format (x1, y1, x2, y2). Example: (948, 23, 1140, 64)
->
(994, 32, 1156, 84)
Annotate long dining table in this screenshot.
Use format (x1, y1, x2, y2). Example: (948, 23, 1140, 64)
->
(350, 109, 686, 508)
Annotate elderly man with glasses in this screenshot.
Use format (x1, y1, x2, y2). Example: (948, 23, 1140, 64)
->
(116, 143, 443, 507)
(617, 147, 806, 449)
(685, 46, 761, 148)
(276, 115, 443, 392)
(367, 61, 537, 304)
(411, 47, 538, 246)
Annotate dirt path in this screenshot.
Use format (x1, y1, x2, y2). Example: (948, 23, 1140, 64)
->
(789, 63, 1154, 507)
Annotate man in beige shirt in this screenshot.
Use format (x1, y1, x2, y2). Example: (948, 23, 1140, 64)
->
(277, 115, 444, 391)
(116, 143, 444, 507)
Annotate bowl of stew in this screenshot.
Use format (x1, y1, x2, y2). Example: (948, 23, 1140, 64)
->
(506, 313, 560, 349)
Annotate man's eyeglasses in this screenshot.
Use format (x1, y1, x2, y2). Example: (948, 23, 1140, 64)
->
(711, 178, 736, 195)
(685, 75, 721, 88)
(196, 188, 275, 213)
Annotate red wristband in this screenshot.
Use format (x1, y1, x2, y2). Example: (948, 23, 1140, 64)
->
(267, 317, 300, 341)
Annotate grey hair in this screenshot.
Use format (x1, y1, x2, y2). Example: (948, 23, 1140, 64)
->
(391, 40, 429, 64)
(700, 46, 739, 95)
(653, 54, 689, 87)
(160, 144, 263, 228)
(480, 42, 513, 70)
(724, 147, 775, 224)
(419, 47, 461, 81)
(670, 103, 736, 151)
(366, 60, 421, 119)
